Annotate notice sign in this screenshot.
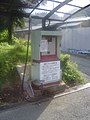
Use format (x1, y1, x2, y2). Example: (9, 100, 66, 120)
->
(40, 61, 60, 83)
(40, 40, 48, 52)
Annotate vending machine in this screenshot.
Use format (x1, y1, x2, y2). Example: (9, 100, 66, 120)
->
(31, 30, 62, 89)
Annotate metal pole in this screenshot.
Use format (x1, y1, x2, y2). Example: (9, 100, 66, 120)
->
(21, 16, 31, 94)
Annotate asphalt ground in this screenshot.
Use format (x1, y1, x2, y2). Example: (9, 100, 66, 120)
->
(0, 87, 90, 120)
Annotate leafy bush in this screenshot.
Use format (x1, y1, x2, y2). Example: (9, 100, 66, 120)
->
(61, 54, 84, 86)
(0, 30, 8, 42)
(0, 40, 31, 90)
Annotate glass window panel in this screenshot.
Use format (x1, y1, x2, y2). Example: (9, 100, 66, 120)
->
(31, 10, 49, 17)
(58, 5, 80, 14)
(49, 12, 70, 20)
(69, 0, 90, 7)
(38, 1, 59, 10)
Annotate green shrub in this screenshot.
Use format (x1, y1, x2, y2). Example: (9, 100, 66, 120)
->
(61, 54, 84, 86)
(0, 40, 31, 89)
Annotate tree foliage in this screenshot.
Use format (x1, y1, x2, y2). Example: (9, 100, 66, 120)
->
(0, 0, 40, 43)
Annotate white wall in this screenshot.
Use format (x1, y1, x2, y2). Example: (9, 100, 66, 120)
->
(61, 27, 90, 51)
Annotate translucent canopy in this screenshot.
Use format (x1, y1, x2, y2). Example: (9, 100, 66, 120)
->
(57, 5, 80, 14)
(0, 0, 90, 23)
(66, 5, 90, 22)
(32, 9, 49, 17)
(37, 1, 59, 11)
(30, 0, 90, 23)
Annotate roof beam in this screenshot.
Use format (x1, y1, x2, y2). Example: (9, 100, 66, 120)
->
(67, 3, 82, 9)
(32, 15, 63, 22)
(29, 0, 45, 14)
(43, 0, 73, 20)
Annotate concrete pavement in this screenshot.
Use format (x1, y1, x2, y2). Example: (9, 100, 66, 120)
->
(0, 87, 90, 120)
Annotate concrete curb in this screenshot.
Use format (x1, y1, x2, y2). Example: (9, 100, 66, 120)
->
(54, 83, 90, 99)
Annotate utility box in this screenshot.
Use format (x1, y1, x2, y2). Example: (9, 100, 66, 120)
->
(31, 30, 62, 88)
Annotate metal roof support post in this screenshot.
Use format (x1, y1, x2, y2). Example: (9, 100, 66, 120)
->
(42, 18, 46, 30)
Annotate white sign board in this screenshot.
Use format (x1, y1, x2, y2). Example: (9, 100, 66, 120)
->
(40, 61, 60, 83)
(40, 40, 48, 52)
